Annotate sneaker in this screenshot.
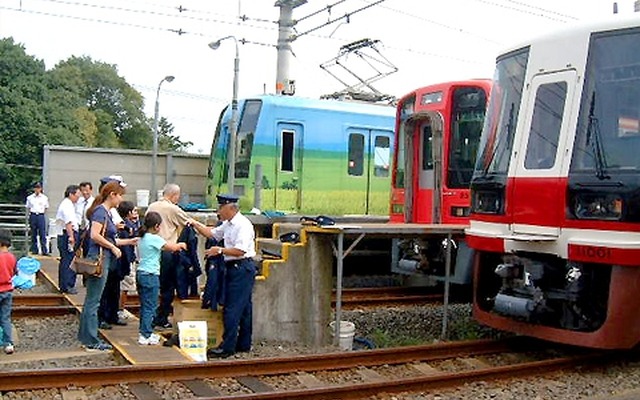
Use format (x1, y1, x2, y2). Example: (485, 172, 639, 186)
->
(84, 342, 112, 352)
(149, 333, 161, 345)
(4, 344, 14, 354)
(118, 309, 134, 321)
(99, 321, 113, 330)
(138, 334, 161, 345)
(154, 321, 172, 330)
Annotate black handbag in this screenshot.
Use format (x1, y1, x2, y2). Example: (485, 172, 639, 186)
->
(71, 217, 107, 277)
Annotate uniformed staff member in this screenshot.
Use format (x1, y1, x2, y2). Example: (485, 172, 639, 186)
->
(25, 182, 49, 255)
(189, 194, 257, 358)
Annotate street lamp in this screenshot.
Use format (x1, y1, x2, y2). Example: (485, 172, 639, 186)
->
(151, 75, 175, 202)
(209, 36, 239, 194)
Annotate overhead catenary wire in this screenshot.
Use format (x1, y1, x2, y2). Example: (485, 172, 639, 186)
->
(293, 0, 388, 39)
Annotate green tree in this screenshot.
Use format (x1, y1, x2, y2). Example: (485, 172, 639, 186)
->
(51, 56, 152, 149)
(0, 39, 191, 202)
(157, 117, 193, 152)
(0, 38, 53, 202)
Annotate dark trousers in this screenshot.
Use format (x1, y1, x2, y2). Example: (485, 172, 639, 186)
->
(154, 251, 179, 326)
(220, 258, 256, 353)
(29, 213, 47, 254)
(98, 261, 121, 324)
(57, 231, 78, 292)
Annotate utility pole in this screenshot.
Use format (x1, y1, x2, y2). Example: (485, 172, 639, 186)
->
(273, 0, 387, 96)
(274, 0, 306, 95)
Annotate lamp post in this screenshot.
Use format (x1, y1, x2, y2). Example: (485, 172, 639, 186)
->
(209, 36, 239, 194)
(151, 75, 175, 202)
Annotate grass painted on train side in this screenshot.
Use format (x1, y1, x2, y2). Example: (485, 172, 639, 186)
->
(229, 145, 392, 215)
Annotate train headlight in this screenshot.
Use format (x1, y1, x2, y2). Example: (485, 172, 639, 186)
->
(391, 204, 404, 214)
(574, 193, 623, 220)
(471, 190, 504, 214)
(451, 206, 470, 217)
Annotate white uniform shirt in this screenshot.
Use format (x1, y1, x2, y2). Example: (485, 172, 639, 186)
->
(212, 212, 256, 260)
(56, 198, 80, 232)
(75, 196, 94, 229)
(25, 193, 49, 214)
(110, 208, 123, 224)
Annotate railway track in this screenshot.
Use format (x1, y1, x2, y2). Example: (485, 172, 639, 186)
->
(334, 286, 444, 308)
(13, 286, 444, 318)
(0, 338, 619, 399)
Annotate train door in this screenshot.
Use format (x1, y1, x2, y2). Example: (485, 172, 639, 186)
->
(347, 128, 394, 214)
(411, 112, 444, 223)
(275, 122, 304, 212)
(510, 71, 576, 234)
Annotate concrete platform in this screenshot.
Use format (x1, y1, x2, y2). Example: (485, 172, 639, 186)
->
(36, 256, 192, 364)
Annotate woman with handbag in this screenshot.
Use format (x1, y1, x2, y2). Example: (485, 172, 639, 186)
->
(78, 181, 138, 352)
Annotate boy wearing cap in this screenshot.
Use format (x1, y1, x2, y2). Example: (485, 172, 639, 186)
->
(25, 182, 49, 255)
(189, 193, 257, 358)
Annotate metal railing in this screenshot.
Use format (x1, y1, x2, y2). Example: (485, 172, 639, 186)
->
(0, 203, 29, 256)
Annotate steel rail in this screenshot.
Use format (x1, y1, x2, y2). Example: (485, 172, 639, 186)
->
(202, 353, 614, 400)
(12, 305, 77, 317)
(13, 294, 66, 306)
(0, 339, 512, 391)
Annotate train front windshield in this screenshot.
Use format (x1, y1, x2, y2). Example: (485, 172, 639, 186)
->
(447, 87, 488, 188)
(473, 49, 529, 179)
(571, 28, 640, 175)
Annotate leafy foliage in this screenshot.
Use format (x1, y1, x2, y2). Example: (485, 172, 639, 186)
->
(0, 38, 190, 202)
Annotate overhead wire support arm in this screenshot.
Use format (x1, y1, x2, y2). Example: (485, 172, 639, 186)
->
(292, 0, 387, 39)
(294, 0, 348, 24)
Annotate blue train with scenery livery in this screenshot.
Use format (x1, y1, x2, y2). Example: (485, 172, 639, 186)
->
(207, 95, 395, 215)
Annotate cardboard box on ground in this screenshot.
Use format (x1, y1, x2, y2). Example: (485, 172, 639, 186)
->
(172, 299, 223, 349)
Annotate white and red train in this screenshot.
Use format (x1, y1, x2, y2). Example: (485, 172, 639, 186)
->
(467, 14, 640, 349)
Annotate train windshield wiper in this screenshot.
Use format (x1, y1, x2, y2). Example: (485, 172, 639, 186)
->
(481, 103, 514, 177)
(585, 94, 610, 180)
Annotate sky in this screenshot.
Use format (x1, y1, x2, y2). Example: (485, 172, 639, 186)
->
(0, 0, 634, 154)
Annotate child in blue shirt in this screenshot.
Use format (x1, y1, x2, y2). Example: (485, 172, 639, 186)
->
(137, 211, 186, 345)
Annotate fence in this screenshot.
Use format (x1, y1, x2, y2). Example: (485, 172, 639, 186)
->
(0, 204, 29, 256)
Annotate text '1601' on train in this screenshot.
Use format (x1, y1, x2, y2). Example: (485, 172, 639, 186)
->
(467, 14, 640, 349)
(390, 80, 491, 285)
(207, 95, 395, 215)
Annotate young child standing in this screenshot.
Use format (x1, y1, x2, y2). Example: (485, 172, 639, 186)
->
(137, 211, 186, 345)
(0, 229, 17, 354)
(117, 201, 140, 322)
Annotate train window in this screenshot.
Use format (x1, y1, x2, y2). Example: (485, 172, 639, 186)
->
(373, 136, 390, 177)
(524, 82, 566, 170)
(474, 48, 528, 176)
(281, 130, 294, 172)
(422, 124, 433, 170)
(235, 100, 262, 178)
(421, 91, 443, 105)
(572, 29, 640, 173)
(348, 133, 365, 176)
(449, 87, 487, 188)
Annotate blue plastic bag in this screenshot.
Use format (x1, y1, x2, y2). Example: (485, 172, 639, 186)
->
(12, 275, 33, 289)
(17, 257, 41, 275)
(13, 257, 41, 289)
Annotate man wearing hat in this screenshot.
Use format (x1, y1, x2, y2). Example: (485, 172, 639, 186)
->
(25, 182, 49, 255)
(189, 193, 257, 358)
